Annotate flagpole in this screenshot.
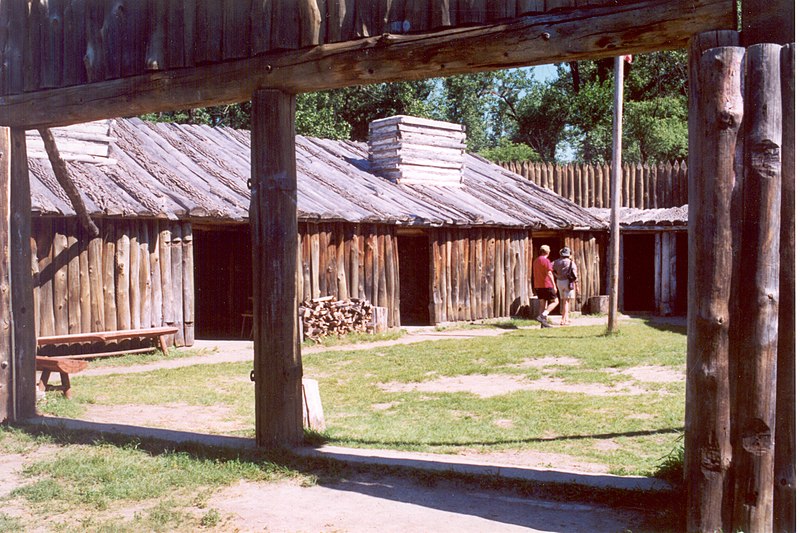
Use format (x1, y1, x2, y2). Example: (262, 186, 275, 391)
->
(607, 55, 625, 334)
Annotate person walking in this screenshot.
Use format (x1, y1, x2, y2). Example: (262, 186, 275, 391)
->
(553, 247, 578, 326)
(532, 245, 558, 327)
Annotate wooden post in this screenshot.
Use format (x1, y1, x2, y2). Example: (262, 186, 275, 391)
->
(607, 56, 623, 334)
(731, 43, 783, 533)
(774, 43, 795, 533)
(5, 128, 36, 421)
(0, 128, 12, 422)
(684, 32, 741, 533)
(251, 89, 303, 448)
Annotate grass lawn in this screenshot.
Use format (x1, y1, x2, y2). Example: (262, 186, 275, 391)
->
(47, 318, 686, 479)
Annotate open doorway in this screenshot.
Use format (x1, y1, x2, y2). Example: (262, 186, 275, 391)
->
(622, 233, 655, 312)
(193, 225, 253, 339)
(397, 234, 431, 325)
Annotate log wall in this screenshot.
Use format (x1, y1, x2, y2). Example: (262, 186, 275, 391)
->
(31, 217, 194, 347)
(500, 160, 689, 209)
(298, 222, 401, 328)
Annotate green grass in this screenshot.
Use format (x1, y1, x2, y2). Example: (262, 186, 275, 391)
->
(48, 320, 688, 479)
(0, 426, 307, 532)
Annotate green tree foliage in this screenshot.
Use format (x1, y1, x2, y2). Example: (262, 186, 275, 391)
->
(141, 51, 688, 165)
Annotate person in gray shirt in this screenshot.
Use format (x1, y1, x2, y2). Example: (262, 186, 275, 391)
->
(552, 247, 578, 326)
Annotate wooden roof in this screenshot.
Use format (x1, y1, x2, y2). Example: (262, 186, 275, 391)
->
(588, 206, 688, 227)
(27, 118, 603, 231)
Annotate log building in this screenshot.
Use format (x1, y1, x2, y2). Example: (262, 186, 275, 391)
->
(26, 116, 606, 342)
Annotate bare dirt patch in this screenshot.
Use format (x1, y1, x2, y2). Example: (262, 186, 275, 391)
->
(509, 356, 580, 368)
(79, 403, 248, 434)
(379, 374, 650, 397)
(619, 365, 684, 383)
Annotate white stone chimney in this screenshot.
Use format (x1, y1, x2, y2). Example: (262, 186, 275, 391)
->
(368, 115, 466, 186)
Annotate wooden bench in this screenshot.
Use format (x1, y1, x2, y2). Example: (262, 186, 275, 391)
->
(36, 356, 88, 398)
(37, 326, 179, 360)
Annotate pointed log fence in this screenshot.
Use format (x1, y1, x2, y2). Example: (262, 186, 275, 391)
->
(500, 160, 688, 209)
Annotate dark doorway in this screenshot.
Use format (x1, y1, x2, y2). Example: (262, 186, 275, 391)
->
(397, 235, 431, 325)
(623, 234, 655, 312)
(193, 225, 253, 339)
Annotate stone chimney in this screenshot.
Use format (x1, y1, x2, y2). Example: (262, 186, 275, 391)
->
(368, 115, 466, 186)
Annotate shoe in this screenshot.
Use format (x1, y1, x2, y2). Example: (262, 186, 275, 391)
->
(536, 314, 546, 324)
(540, 320, 552, 328)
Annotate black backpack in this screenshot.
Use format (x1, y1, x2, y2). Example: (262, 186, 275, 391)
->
(567, 260, 577, 282)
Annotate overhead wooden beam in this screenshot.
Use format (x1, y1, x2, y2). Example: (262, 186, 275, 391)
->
(251, 89, 304, 448)
(0, 0, 734, 129)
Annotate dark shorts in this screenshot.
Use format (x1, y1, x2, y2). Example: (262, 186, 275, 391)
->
(535, 288, 558, 303)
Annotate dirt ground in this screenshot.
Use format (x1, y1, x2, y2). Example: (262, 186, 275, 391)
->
(13, 315, 682, 532)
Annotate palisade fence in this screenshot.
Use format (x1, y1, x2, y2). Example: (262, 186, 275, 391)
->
(499, 160, 688, 209)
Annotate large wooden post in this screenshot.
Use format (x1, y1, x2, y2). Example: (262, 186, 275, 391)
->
(0, 128, 37, 423)
(251, 89, 304, 447)
(684, 32, 742, 533)
(773, 43, 795, 533)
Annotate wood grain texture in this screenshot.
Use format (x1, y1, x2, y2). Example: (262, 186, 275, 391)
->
(684, 39, 742, 533)
(251, 89, 304, 447)
(0, 0, 734, 129)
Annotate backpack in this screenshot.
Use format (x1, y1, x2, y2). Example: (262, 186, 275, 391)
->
(567, 260, 577, 282)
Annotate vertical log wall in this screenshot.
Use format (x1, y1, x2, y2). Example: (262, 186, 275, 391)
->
(30, 217, 194, 347)
(685, 34, 794, 533)
(500, 160, 689, 209)
(297, 222, 401, 328)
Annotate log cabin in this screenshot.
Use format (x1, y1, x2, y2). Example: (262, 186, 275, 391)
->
(25, 116, 606, 344)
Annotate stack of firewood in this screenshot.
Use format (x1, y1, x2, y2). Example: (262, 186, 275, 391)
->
(299, 296, 375, 342)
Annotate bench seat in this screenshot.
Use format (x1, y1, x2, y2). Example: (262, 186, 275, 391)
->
(37, 326, 178, 360)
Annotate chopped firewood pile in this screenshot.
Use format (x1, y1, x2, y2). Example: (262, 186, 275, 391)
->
(299, 296, 377, 343)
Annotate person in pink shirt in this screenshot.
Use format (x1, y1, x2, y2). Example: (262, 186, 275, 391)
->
(532, 245, 559, 327)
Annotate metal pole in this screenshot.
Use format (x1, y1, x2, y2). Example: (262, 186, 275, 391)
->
(607, 56, 624, 334)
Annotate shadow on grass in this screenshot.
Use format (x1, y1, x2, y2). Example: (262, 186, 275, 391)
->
(321, 426, 684, 448)
(12, 417, 683, 532)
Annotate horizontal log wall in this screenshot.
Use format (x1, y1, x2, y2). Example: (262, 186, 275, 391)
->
(501, 160, 689, 209)
(32, 217, 194, 348)
(298, 222, 400, 328)
(0, 0, 632, 97)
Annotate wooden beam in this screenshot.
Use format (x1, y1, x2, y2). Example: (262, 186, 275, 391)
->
(0, 0, 734, 129)
(774, 42, 795, 533)
(684, 32, 742, 533)
(9, 128, 36, 420)
(731, 42, 783, 533)
(251, 89, 304, 448)
(0, 127, 11, 422)
(741, 0, 794, 47)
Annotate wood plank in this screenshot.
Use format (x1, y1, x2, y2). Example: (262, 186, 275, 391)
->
(170, 222, 184, 346)
(139, 221, 151, 329)
(182, 222, 194, 345)
(66, 219, 81, 334)
(88, 219, 104, 331)
(37, 326, 179, 345)
(159, 222, 173, 326)
(115, 220, 131, 330)
(9, 128, 37, 419)
(251, 89, 304, 447)
(250, 0, 273, 55)
(36, 219, 56, 337)
(224, 0, 251, 59)
(52, 220, 69, 336)
(77, 221, 91, 333)
(0, 0, 736, 128)
(129, 219, 140, 329)
(149, 220, 163, 327)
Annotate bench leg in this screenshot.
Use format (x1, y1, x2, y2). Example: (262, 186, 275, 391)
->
(38, 370, 51, 392)
(158, 335, 170, 355)
(60, 372, 72, 399)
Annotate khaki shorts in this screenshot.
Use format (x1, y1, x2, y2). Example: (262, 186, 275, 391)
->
(557, 279, 575, 300)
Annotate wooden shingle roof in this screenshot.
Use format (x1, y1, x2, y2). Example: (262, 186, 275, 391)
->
(28, 118, 604, 230)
